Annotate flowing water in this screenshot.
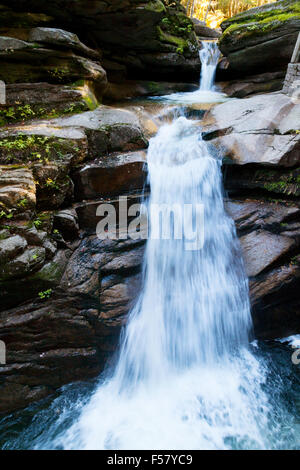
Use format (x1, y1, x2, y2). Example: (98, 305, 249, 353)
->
(153, 40, 227, 104)
(199, 40, 220, 91)
(1, 41, 300, 450)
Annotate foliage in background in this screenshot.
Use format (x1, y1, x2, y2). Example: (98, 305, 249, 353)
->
(181, 0, 276, 27)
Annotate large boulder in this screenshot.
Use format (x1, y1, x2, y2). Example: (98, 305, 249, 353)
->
(0, 1, 200, 82)
(192, 21, 221, 39)
(0, 37, 107, 90)
(202, 92, 300, 167)
(73, 151, 147, 200)
(0, 83, 94, 127)
(48, 106, 148, 157)
(218, 0, 300, 78)
(0, 105, 147, 164)
(0, 126, 88, 165)
(28, 27, 100, 60)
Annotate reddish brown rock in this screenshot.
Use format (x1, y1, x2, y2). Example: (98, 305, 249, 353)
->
(240, 230, 295, 277)
(73, 151, 147, 200)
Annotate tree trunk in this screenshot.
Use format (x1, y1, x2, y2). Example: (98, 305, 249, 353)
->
(204, 0, 212, 22)
(190, 0, 195, 18)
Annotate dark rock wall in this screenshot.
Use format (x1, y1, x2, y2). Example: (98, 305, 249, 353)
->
(0, 0, 200, 82)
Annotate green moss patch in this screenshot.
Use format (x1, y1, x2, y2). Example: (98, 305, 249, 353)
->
(255, 166, 300, 197)
(158, 10, 197, 52)
(223, 1, 300, 27)
(157, 26, 188, 49)
(0, 101, 89, 127)
(0, 134, 84, 165)
(220, 1, 300, 46)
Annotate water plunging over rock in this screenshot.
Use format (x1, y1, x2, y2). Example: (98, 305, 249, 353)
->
(56, 113, 272, 450)
(199, 41, 221, 91)
(44, 46, 296, 450)
(155, 41, 227, 104)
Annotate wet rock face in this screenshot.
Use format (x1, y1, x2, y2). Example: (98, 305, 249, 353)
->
(218, 0, 300, 78)
(0, 235, 144, 414)
(226, 199, 300, 340)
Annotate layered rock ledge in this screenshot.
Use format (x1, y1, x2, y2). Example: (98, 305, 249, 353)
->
(218, 0, 300, 78)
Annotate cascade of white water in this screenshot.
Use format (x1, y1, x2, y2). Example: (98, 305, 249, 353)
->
(156, 40, 226, 104)
(53, 40, 277, 451)
(113, 117, 252, 389)
(199, 41, 220, 91)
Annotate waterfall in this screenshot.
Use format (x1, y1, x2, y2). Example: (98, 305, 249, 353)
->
(58, 116, 271, 450)
(156, 40, 226, 104)
(199, 41, 220, 91)
(53, 43, 276, 451)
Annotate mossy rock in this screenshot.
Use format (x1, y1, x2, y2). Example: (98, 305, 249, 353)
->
(220, 0, 300, 49)
(0, 130, 87, 166)
(219, 0, 300, 76)
(0, 101, 90, 127)
(145, 0, 166, 14)
(0, 82, 100, 127)
(221, 0, 300, 30)
(225, 164, 300, 197)
(0, 249, 70, 310)
(158, 10, 197, 53)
